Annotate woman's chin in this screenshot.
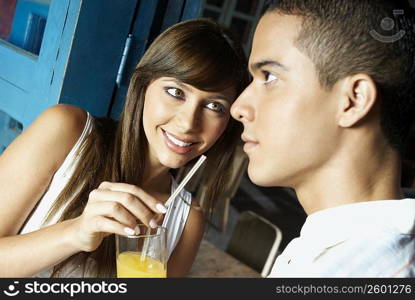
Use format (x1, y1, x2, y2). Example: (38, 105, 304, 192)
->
(160, 156, 189, 169)
(158, 149, 204, 169)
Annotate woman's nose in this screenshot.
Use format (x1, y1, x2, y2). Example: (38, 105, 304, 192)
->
(176, 104, 200, 133)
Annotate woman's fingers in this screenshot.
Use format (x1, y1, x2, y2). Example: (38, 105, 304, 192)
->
(92, 215, 137, 237)
(89, 189, 154, 226)
(99, 181, 168, 214)
(73, 180, 170, 252)
(89, 186, 165, 227)
(89, 201, 138, 231)
(99, 181, 167, 214)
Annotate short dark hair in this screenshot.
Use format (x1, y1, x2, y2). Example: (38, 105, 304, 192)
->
(266, 0, 415, 152)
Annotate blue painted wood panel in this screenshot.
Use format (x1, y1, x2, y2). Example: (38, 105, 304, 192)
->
(0, 0, 137, 151)
(0, 0, 71, 129)
(182, 0, 204, 20)
(8, 0, 49, 54)
(0, 110, 22, 153)
(161, 0, 185, 31)
(109, 0, 204, 120)
(109, 0, 160, 119)
(58, 0, 138, 117)
(0, 0, 203, 152)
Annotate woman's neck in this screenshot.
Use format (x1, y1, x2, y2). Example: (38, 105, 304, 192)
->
(142, 155, 172, 196)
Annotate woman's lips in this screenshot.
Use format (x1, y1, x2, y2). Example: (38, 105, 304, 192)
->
(162, 130, 198, 154)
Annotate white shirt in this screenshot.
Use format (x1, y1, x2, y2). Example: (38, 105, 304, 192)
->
(269, 199, 415, 277)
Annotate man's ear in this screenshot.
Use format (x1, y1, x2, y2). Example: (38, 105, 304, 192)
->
(337, 74, 377, 127)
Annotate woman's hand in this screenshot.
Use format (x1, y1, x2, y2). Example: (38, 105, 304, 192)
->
(68, 181, 167, 252)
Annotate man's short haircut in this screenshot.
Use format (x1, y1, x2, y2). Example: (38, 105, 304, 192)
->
(267, 0, 415, 152)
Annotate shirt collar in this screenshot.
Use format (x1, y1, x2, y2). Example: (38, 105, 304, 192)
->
(300, 198, 415, 249)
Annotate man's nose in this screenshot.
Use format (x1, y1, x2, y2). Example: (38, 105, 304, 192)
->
(231, 85, 254, 122)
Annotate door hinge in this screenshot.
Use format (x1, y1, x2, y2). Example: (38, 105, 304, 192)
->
(116, 34, 133, 87)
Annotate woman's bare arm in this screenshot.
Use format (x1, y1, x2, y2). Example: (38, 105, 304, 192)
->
(0, 105, 169, 277)
(0, 104, 87, 276)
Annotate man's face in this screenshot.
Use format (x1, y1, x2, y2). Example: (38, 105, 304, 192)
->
(231, 12, 341, 187)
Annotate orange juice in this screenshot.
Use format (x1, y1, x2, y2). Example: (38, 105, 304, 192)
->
(117, 251, 167, 278)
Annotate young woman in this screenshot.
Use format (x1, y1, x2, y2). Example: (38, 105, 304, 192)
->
(0, 19, 248, 277)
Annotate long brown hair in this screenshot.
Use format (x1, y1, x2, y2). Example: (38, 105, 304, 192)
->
(45, 18, 249, 277)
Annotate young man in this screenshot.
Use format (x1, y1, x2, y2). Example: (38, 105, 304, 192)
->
(231, 0, 415, 277)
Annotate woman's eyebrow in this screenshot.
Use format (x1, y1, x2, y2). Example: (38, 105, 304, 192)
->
(162, 78, 232, 102)
(161, 78, 190, 90)
(205, 95, 232, 103)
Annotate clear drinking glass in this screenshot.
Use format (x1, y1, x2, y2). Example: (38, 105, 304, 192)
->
(116, 225, 167, 278)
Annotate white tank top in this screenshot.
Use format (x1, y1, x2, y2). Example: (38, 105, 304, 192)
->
(20, 112, 192, 277)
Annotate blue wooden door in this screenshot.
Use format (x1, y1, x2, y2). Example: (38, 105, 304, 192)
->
(0, 0, 72, 149)
(0, 0, 203, 152)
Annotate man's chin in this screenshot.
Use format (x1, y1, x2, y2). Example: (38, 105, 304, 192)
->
(247, 166, 276, 187)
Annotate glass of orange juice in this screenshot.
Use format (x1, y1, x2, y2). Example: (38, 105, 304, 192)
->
(116, 225, 167, 278)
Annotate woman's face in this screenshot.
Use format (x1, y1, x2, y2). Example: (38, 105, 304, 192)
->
(143, 77, 236, 169)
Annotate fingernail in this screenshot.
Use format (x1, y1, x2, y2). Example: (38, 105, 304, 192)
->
(156, 203, 167, 214)
(149, 219, 158, 229)
(124, 227, 135, 235)
(134, 225, 141, 235)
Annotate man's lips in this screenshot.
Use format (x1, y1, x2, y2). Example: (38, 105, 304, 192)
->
(243, 141, 259, 152)
(241, 134, 259, 152)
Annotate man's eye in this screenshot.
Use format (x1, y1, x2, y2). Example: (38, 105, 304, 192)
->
(206, 102, 226, 113)
(264, 71, 278, 84)
(165, 88, 185, 98)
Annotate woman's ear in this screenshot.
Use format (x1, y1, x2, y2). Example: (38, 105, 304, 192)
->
(337, 74, 377, 127)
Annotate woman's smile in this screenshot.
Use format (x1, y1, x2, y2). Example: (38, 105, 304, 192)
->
(162, 129, 199, 154)
(143, 77, 234, 169)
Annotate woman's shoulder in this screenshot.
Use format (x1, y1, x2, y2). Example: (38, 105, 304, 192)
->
(40, 104, 87, 132)
(45, 103, 89, 152)
(0, 105, 90, 236)
(39, 103, 86, 135)
(22, 104, 88, 169)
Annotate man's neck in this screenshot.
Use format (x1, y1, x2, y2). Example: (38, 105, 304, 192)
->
(295, 144, 404, 215)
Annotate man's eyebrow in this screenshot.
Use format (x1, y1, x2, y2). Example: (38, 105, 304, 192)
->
(250, 60, 289, 72)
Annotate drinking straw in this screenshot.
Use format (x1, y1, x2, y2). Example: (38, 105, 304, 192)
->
(165, 155, 207, 208)
(140, 155, 207, 261)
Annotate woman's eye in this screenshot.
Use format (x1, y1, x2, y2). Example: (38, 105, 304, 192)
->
(165, 87, 185, 99)
(264, 71, 278, 84)
(206, 102, 226, 113)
